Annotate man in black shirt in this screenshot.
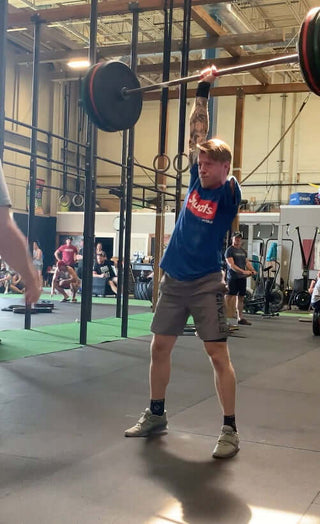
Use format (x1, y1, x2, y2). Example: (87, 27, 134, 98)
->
(93, 251, 118, 295)
(225, 232, 256, 325)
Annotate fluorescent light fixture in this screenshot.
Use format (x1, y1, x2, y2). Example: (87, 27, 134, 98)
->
(7, 27, 28, 32)
(67, 59, 90, 69)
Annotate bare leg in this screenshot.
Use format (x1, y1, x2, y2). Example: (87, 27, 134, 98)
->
(108, 278, 118, 295)
(10, 284, 24, 294)
(204, 341, 236, 416)
(54, 283, 69, 300)
(149, 334, 177, 399)
(237, 295, 244, 320)
(225, 295, 237, 320)
(37, 270, 43, 289)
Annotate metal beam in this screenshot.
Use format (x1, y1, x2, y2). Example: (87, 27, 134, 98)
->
(7, 0, 230, 27)
(15, 28, 285, 65)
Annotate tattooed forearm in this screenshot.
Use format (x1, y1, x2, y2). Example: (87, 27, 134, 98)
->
(189, 96, 209, 164)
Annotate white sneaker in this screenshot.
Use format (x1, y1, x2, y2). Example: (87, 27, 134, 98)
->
(212, 425, 240, 459)
(124, 408, 168, 437)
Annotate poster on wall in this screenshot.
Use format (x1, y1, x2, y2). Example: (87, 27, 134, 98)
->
(26, 179, 45, 215)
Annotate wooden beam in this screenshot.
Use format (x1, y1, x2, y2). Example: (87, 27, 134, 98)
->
(48, 52, 297, 81)
(143, 83, 309, 100)
(15, 29, 285, 65)
(7, 0, 230, 27)
(191, 5, 269, 85)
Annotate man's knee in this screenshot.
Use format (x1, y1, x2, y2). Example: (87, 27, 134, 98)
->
(204, 341, 231, 366)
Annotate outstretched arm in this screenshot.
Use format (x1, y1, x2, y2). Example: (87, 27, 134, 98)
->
(189, 68, 217, 166)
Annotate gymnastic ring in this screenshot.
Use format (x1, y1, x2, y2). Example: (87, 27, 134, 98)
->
(72, 193, 84, 207)
(152, 153, 171, 173)
(59, 194, 71, 207)
(173, 153, 190, 173)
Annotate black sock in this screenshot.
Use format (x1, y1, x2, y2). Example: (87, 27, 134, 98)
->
(150, 399, 165, 416)
(224, 415, 237, 432)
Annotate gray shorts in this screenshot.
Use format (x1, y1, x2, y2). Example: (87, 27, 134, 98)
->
(151, 272, 228, 341)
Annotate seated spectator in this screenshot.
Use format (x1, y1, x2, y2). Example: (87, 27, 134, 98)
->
(93, 251, 118, 295)
(94, 242, 103, 262)
(0, 262, 9, 293)
(54, 236, 78, 268)
(51, 256, 80, 302)
(8, 272, 25, 294)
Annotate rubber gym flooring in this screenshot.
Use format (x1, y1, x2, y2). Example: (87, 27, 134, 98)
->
(0, 294, 320, 523)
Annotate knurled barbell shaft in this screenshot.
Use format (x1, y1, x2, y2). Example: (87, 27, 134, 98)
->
(123, 53, 299, 96)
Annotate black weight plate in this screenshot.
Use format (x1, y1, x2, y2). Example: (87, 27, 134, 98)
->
(35, 302, 54, 309)
(313, 10, 320, 79)
(86, 61, 143, 132)
(294, 291, 311, 310)
(298, 8, 320, 95)
(81, 66, 109, 130)
(13, 307, 38, 314)
(298, 16, 313, 92)
(1, 304, 25, 311)
(312, 309, 320, 335)
(306, 8, 320, 88)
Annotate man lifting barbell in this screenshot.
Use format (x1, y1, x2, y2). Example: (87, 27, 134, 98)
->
(124, 69, 241, 459)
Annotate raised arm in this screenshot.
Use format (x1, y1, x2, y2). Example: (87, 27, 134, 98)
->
(189, 68, 217, 166)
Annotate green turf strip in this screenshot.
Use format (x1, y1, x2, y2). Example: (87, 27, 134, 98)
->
(0, 292, 151, 308)
(0, 312, 154, 362)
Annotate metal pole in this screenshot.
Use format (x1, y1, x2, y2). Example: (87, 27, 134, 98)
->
(116, 129, 127, 318)
(175, 0, 192, 221)
(0, 0, 8, 162)
(80, 0, 97, 345)
(124, 54, 299, 96)
(25, 15, 41, 330)
(121, 6, 139, 338)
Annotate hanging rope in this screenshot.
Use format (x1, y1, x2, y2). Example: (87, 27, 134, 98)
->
(242, 92, 311, 184)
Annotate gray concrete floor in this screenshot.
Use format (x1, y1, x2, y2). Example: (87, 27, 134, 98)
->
(0, 314, 320, 523)
(0, 295, 151, 329)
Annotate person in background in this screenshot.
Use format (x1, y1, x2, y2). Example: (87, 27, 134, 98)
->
(51, 255, 80, 302)
(95, 242, 103, 262)
(225, 232, 256, 326)
(93, 251, 118, 295)
(309, 270, 320, 311)
(33, 240, 43, 289)
(8, 272, 25, 294)
(0, 160, 41, 305)
(54, 236, 78, 268)
(76, 238, 84, 279)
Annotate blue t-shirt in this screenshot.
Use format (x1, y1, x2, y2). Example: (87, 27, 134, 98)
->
(160, 164, 241, 280)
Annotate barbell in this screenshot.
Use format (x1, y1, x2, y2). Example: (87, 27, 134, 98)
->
(81, 7, 320, 133)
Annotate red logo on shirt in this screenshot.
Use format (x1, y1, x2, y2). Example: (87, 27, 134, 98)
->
(187, 190, 218, 220)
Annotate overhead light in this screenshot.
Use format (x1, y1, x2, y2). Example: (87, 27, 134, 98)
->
(67, 59, 90, 69)
(7, 27, 28, 32)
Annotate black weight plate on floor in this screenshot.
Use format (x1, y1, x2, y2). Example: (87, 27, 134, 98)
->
(312, 310, 320, 335)
(35, 302, 54, 309)
(13, 307, 38, 314)
(298, 8, 320, 95)
(294, 290, 311, 310)
(83, 61, 143, 132)
(1, 304, 24, 311)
